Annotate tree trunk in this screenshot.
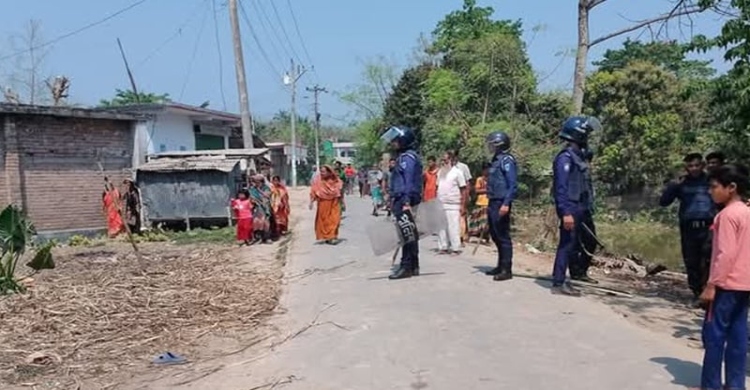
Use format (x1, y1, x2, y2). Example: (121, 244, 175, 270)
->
(572, 0, 590, 115)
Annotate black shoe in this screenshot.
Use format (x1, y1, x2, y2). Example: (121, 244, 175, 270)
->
(388, 267, 413, 280)
(571, 275, 598, 284)
(493, 271, 512, 281)
(551, 283, 582, 297)
(485, 267, 502, 276)
(413, 267, 420, 276)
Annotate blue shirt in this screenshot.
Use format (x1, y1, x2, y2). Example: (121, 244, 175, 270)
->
(487, 153, 519, 206)
(391, 149, 423, 205)
(553, 147, 592, 216)
(659, 174, 715, 221)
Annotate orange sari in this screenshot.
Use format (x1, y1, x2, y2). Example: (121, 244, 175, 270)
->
(103, 188, 124, 238)
(423, 168, 438, 201)
(271, 183, 290, 234)
(310, 167, 343, 240)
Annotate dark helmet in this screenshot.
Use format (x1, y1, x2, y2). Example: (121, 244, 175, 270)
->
(485, 131, 511, 155)
(559, 116, 602, 146)
(380, 125, 416, 151)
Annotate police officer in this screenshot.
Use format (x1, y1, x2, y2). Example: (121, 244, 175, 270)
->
(551, 116, 601, 296)
(659, 152, 715, 305)
(380, 125, 423, 280)
(483, 131, 518, 281)
(571, 147, 598, 284)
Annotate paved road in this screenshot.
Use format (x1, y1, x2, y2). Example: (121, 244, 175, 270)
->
(171, 196, 713, 389)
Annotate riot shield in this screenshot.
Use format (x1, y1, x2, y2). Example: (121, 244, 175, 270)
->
(365, 199, 448, 256)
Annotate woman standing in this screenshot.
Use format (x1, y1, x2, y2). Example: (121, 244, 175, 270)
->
(270, 175, 291, 236)
(231, 189, 254, 245)
(309, 165, 344, 245)
(102, 182, 124, 238)
(122, 179, 141, 234)
(249, 175, 273, 243)
(468, 163, 490, 243)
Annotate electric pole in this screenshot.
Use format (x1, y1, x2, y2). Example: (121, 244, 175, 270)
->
(284, 58, 306, 187)
(306, 85, 327, 172)
(228, 0, 254, 148)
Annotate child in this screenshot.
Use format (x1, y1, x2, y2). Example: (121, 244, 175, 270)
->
(231, 189, 253, 245)
(699, 163, 750, 390)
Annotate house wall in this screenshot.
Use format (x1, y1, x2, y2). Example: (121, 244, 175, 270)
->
(138, 169, 236, 221)
(0, 114, 134, 234)
(141, 113, 232, 155)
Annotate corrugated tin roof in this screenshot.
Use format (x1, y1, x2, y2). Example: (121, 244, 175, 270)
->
(0, 103, 142, 120)
(150, 148, 268, 158)
(137, 158, 240, 173)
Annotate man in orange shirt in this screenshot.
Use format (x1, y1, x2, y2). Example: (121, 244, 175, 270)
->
(423, 156, 438, 201)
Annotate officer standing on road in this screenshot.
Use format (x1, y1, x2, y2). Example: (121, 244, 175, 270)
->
(659, 152, 715, 305)
(483, 131, 518, 282)
(380, 125, 424, 280)
(551, 116, 602, 296)
(570, 147, 598, 284)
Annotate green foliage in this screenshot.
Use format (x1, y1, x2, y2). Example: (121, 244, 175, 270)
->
(430, 0, 523, 55)
(352, 119, 386, 167)
(0, 205, 55, 294)
(382, 63, 433, 144)
(99, 89, 170, 107)
(67, 234, 91, 247)
(594, 39, 716, 79)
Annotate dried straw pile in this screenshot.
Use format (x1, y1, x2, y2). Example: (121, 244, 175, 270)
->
(0, 246, 282, 385)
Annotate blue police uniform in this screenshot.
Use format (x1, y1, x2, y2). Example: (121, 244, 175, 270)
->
(486, 152, 518, 273)
(390, 149, 423, 272)
(551, 146, 594, 286)
(659, 173, 715, 296)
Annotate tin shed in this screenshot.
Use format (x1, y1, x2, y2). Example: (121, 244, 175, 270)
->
(136, 157, 244, 227)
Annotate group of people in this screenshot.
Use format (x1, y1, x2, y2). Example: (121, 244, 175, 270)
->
(230, 174, 290, 245)
(102, 178, 142, 238)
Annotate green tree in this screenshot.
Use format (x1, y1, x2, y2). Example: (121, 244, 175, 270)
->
(430, 0, 522, 55)
(99, 89, 170, 107)
(337, 56, 399, 120)
(382, 63, 433, 144)
(594, 39, 715, 79)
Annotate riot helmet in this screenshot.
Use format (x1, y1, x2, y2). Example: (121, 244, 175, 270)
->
(485, 131, 511, 157)
(559, 116, 601, 147)
(380, 125, 417, 152)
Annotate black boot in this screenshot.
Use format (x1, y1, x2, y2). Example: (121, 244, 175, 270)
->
(485, 267, 502, 276)
(493, 270, 512, 281)
(413, 267, 420, 276)
(551, 283, 582, 297)
(388, 267, 413, 280)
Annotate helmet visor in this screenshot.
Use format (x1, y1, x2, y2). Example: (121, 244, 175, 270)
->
(583, 117, 602, 133)
(380, 126, 403, 145)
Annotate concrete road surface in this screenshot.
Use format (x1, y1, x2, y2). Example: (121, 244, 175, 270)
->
(168, 196, 722, 389)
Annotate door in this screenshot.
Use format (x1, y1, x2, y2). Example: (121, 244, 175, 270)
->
(195, 133, 225, 150)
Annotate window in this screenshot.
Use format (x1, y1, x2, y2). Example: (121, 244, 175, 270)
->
(159, 144, 167, 152)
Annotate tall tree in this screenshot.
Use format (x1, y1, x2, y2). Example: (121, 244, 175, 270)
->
(382, 63, 433, 144)
(572, 0, 724, 114)
(98, 89, 170, 107)
(337, 56, 399, 120)
(594, 39, 715, 79)
(6, 20, 52, 104)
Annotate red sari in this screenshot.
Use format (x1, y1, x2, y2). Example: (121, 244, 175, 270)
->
(103, 188, 124, 238)
(271, 183, 290, 235)
(232, 198, 253, 241)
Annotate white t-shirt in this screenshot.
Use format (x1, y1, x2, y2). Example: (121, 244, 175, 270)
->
(437, 166, 467, 207)
(455, 161, 472, 182)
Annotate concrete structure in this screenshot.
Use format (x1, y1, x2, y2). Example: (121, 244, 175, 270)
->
(0, 104, 139, 236)
(266, 142, 310, 185)
(97, 102, 265, 165)
(332, 141, 357, 160)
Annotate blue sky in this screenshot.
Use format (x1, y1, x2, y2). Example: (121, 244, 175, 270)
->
(0, 0, 729, 126)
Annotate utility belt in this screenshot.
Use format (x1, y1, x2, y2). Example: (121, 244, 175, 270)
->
(681, 219, 712, 229)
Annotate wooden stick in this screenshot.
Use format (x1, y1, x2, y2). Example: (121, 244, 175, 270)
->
(97, 160, 143, 266)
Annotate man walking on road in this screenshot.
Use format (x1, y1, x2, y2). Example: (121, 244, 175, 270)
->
(483, 131, 518, 281)
(380, 125, 423, 280)
(551, 116, 602, 296)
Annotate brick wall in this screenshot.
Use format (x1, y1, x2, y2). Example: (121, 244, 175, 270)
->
(1, 114, 134, 233)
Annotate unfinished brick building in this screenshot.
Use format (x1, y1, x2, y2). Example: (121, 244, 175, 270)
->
(0, 104, 140, 237)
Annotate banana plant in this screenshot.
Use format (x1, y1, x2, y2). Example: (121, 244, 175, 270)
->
(0, 205, 55, 294)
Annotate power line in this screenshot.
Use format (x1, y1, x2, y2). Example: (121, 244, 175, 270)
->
(211, 0, 228, 110)
(267, 0, 303, 64)
(284, 0, 316, 75)
(179, 3, 210, 100)
(238, 0, 285, 83)
(0, 0, 149, 61)
(246, 0, 290, 64)
(137, 0, 208, 68)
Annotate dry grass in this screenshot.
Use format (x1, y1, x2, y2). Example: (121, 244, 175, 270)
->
(0, 242, 283, 388)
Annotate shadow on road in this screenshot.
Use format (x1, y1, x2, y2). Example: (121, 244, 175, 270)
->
(650, 357, 701, 387)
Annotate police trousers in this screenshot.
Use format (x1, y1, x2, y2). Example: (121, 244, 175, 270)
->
(701, 289, 749, 390)
(552, 209, 594, 285)
(487, 200, 513, 271)
(680, 219, 712, 297)
(392, 197, 419, 270)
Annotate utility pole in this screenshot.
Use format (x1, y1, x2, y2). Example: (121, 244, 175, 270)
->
(306, 85, 327, 172)
(228, 0, 254, 148)
(284, 58, 306, 187)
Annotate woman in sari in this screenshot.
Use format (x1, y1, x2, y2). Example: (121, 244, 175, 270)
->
(468, 163, 490, 243)
(102, 182, 124, 238)
(249, 175, 273, 243)
(309, 165, 344, 245)
(270, 175, 290, 235)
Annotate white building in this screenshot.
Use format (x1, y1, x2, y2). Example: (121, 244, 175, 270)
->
(332, 142, 357, 164)
(99, 102, 258, 165)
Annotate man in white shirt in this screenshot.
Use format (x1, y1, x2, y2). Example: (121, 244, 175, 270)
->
(437, 151, 467, 254)
(452, 150, 472, 244)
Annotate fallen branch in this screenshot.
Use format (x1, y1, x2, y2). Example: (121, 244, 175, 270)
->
(270, 304, 349, 350)
(286, 261, 356, 282)
(248, 375, 297, 390)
